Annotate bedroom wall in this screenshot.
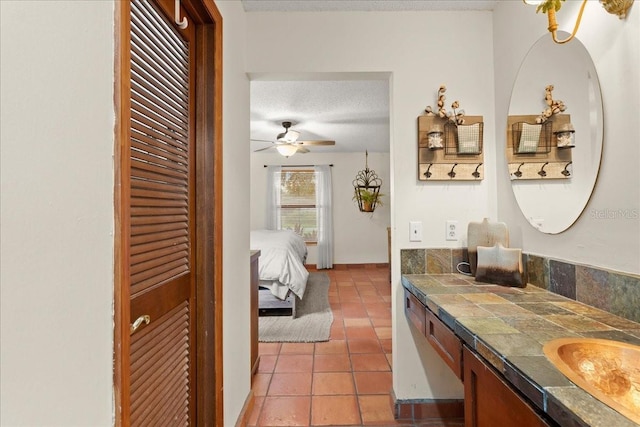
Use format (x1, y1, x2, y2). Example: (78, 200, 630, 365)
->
(246, 10, 496, 400)
(250, 151, 391, 265)
(1, 2, 115, 424)
(493, 1, 640, 275)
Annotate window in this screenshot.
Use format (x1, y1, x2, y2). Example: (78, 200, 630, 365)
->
(266, 165, 333, 268)
(278, 169, 318, 243)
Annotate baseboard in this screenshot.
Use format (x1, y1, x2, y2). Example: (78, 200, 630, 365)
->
(251, 355, 260, 376)
(234, 390, 255, 427)
(390, 390, 464, 421)
(306, 263, 389, 270)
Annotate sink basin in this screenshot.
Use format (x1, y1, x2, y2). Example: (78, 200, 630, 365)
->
(543, 337, 640, 424)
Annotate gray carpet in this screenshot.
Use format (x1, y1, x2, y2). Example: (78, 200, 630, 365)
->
(259, 272, 333, 343)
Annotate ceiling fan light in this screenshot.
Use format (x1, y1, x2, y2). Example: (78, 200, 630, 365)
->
(276, 144, 298, 157)
(277, 130, 300, 143)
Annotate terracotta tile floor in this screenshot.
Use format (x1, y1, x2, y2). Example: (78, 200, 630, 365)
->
(248, 266, 463, 427)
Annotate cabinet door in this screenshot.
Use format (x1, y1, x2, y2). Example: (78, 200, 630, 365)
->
(404, 289, 426, 335)
(463, 346, 551, 427)
(426, 308, 463, 380)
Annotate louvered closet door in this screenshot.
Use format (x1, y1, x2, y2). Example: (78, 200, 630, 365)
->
(127, 1, 196, 425)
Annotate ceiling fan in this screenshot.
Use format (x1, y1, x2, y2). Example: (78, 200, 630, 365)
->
(252, 121, 335, 157)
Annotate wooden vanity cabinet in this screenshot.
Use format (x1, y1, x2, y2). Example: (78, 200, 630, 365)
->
(463, 346, 552, 427)
(426, 308, 463, 380)
(404, 289, 426, 335)
(404, 288, 462, 378)
(403, 286, 556, 427)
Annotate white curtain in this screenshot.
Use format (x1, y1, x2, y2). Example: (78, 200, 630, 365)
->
(266, 166, 282, 230)
(315, 165, 333, 269)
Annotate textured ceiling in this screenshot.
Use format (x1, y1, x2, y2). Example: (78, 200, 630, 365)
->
(247, 1, 498, 155)
(250, 79, 390, 153)
(242, 0, 499, 12)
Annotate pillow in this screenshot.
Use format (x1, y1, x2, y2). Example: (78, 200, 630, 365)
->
(475, 243, 524, 287)
(518, 123, 542, 153)
(457, 123, 480, 154)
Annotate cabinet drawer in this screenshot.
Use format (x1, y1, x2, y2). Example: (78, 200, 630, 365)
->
(404, 289, 426, 335)
(426, 308, 463, 380)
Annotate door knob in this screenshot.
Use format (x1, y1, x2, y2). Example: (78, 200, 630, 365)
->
(130, 315, 150, 334)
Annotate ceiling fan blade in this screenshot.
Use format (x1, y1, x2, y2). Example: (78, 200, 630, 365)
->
(250, 139, 275, 143)
(253, 145, 275, 152)
(297, 140, 336, 146)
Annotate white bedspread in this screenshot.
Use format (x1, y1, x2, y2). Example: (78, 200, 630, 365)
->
(250, 229, 309, 300)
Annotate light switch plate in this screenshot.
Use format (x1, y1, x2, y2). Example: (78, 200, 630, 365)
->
(410, 221, 423, 242)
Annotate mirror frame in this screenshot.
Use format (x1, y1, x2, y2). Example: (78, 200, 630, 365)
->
(507, 31, 603, 234)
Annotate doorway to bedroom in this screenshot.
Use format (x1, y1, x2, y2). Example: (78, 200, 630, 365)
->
(247, 72, 393, 425)
(248, 72, 391, 269)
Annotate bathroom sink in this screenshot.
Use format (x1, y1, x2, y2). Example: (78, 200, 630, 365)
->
(543, 337, 640, 424)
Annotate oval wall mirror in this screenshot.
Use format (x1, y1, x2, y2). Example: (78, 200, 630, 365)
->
(507, 31, 603, 234)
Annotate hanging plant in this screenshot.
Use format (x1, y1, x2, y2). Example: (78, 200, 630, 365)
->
(352, 151, 383, 213)
(352, 188, 385, 213)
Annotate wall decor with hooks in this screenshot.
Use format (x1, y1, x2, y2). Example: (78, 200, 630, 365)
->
(419, 85, 484, 181)
(506, 114, 573, 180)
(418, 114, 485, 181)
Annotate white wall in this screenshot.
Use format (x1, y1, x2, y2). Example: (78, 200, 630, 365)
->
(493, 1, 640, 275)
(0, 1, 255, 425)
(246, 10, 496, 400)
(250, 151, 391, 264)
(0, 2, 115, 425)
(215, 1, 253, 424)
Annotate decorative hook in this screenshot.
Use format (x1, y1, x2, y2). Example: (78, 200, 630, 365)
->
(448, 163, 458, 178)
(472, 163, 483, 178)
(424, 163, 433, 179)
(538, 162, 549, 178)
(562, 161, 572, 177)
(514, 162, 525, 178)
(175, 0, 188, 29)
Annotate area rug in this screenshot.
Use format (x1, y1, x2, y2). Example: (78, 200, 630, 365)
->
(259, 272, 333, 343)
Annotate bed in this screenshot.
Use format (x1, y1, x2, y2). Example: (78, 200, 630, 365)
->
(250, 229, 309, 317)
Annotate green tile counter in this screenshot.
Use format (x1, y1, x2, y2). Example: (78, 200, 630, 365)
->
(402, 273, 640, 427)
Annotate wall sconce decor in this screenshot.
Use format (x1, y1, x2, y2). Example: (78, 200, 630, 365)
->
(512, 121, 552, 154)
(446, 122, 483, 155)
(418, 85, 485, 181)
(507, 115, 573, 179)
(506, 84, 574, 179)
(555, 123, 575, 148)
(427, 124, 444, 150)
(353, 151, 383, 213)
(524, 0, 634, 44)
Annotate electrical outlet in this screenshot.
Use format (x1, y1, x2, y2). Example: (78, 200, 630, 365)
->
(409, 221, 423, 242)
(446, 220, 458, 241)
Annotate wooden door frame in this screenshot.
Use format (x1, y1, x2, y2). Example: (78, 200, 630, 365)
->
(114, 0, 223, 425)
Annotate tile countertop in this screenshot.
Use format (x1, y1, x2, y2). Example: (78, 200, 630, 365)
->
(401, 273, 640, 427)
